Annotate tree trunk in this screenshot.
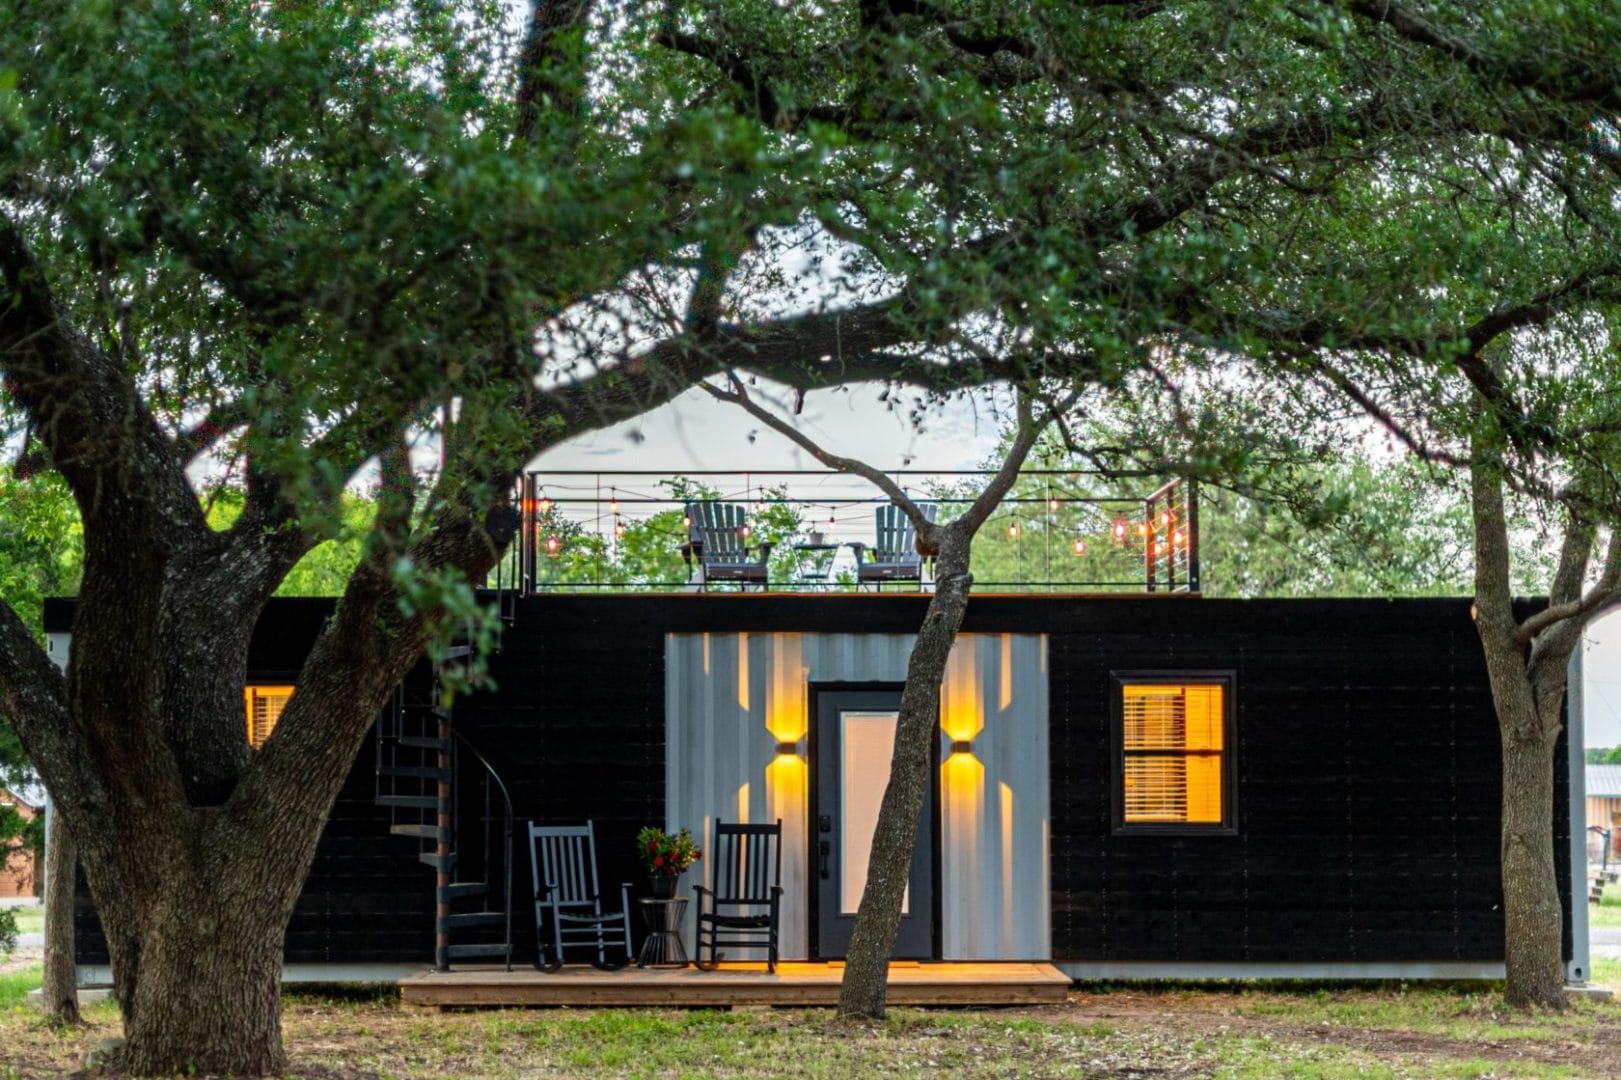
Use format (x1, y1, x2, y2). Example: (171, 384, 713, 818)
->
(111, 870, 292, 1075)
(41, 805, 80, 1025)
(1498, 715, 1567, 1009)
(837, 538, 972, 1019)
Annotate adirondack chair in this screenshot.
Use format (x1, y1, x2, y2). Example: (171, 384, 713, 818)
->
(849, 503, 936, 589)
(682, 501, 773, 590)
(527, 821, 634, 971)
(693, 820, 783, 972)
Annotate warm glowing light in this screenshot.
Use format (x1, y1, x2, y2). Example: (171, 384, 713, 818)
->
(1112, 516, 1128, 543)
(614, 518, 626, 538)
(1137, 521, 1149, 537)
(1073, 536, 1086, 556)
(538, 495, 554, 514)
(1161, 510, 1172, 527)
(544, 534, 562, 557)
(739, 522, 752, 539)
(1172, 528, 1184, 547)
(1047, 496, 1059, 511)
(683, 513, 692, 528)
(609, 488, 619, 514)
(1007, 521, 1019, 538)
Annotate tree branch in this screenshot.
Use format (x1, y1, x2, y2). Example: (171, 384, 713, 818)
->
(1518, 525, 1621, 644)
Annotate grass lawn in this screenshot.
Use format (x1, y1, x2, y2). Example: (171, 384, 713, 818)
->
(1, 968, 1619, 1078)
(1587, 881, 1621, 927)
(7, 903, 43, 937)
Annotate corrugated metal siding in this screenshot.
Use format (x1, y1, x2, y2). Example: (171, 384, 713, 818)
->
(666, 632, 1049, 961)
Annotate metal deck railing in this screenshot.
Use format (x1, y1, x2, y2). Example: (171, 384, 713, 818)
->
(491, 470, 1199, 595)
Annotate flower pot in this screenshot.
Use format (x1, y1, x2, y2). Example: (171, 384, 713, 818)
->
(650, 873, 678, 899)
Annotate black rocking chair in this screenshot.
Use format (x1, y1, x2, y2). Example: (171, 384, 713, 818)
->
(849, 502, 936, 590)
(694, 820, 783, 972)
(683, 501, 774, 590)
(527, 820, 633, 971)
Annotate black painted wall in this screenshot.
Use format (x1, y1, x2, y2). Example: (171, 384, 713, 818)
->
(57, 593, 1571, 969)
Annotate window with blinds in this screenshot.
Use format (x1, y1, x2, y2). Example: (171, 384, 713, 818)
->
(1117, 676, 1232, 831)
(243, 685, 294, 750)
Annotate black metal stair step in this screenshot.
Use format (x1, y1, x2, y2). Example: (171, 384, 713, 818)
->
(389, 824, 444, 840)
(377, 795, 440, 809)
(418, 853, 458, 871)
(441, 882, 487, 901)
(447, 943, 511, 960)
(397, 736, 451, 751)
(447, 912, 507, 929)
(377, 765, 452, 781)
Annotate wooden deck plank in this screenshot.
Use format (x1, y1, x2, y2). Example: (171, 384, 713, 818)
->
(399, 961, 1072, 1008)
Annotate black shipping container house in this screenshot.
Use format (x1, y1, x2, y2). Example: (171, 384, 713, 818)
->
(43, 593, 1592, 985)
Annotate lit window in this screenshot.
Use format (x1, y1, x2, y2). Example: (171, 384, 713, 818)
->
(1115, 675, 1233, 831)
(244, 685, 294, 749)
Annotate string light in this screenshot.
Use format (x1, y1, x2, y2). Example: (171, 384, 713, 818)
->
(739, 522, 752, 539)
(614, 517, 626, 538)
(1160, 509, 1172, 527)
(682, 512, 692, 528)
(1172, 527, 1185, 547)
(544, 534, 562, 558)
(538, 493, 554, 514)
(1112, 516, 1128, 543)
(1048, 495, 1060, 512)
(609, 488, 619, 514)
(1008, 520, 1019, 538)
(1073, 536, 1086, 556)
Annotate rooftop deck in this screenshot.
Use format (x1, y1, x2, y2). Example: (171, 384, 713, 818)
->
(400, 962, 1071, 1009)
(497, 469, 1199, 596)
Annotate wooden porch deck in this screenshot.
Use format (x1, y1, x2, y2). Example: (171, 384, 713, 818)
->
(400, 961, 1072, 1009)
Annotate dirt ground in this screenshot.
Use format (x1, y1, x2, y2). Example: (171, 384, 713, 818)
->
(3, 976, 1619, 1079)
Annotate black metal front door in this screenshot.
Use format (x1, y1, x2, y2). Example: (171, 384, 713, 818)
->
(812, 688, 935, 959)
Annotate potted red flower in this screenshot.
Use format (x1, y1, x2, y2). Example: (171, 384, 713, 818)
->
(636, 826, 701, 898)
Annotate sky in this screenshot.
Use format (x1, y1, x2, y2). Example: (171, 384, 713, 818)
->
(1584, 612, 1621, 747)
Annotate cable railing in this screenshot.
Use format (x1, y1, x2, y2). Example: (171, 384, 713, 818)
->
(495, 469, 1199, 595)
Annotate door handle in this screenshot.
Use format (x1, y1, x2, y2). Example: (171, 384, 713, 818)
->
(818, 840, 830, 880)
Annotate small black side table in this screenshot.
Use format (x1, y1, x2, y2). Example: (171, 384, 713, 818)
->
(637, 897, 690, 967)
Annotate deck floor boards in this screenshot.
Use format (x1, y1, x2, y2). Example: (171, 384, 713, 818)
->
(399, 961, 1071, 1008)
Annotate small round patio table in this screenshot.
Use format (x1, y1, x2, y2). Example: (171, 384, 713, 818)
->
(636, 897, 690, 968)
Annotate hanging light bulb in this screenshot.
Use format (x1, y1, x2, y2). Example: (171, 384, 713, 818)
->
(682, 512, 692, 528)
(1073, 536, 1086, 557)
(609, 488, 619, 514)
(1048, 495, 1060, 512)
(614, 517, 626, 538)
(1137, 520, 1150, 538)
(538, 493, 554, 514)
(1160, 509, 1172, 527)
(544, 534, 562, 558)
(1008, 520, 1019, 538)
(1112, 516, 1128, 543)
(1172, 527, 1185, 547)
(739, 522, 752, 539)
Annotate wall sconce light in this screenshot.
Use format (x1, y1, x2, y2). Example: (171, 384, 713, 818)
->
(776, 740, 799, 757)
(950, 739, 973, 756)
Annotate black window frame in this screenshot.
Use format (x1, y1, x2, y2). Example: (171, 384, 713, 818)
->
(1110, 669, 1238, 836)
